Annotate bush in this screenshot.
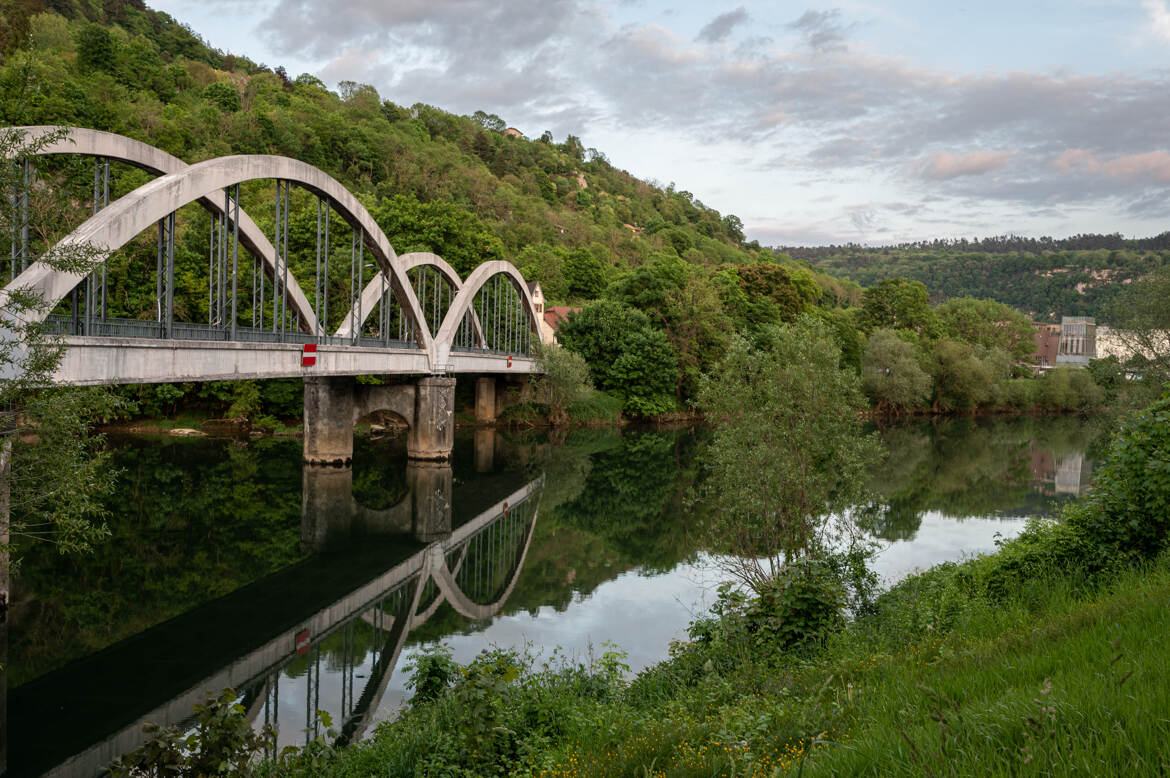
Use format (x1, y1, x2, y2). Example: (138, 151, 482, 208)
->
(531, 342, 592, 425)
(1064, 394, 1170, 562)
(567, 389, 623, 423)
(748, 557, 847, 650)
(1001, 377, 1038, 409)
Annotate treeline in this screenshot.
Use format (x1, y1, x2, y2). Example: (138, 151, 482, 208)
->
(791, 244, 1170, 322)
(785, 231, 1170, 259)
(547, 272, 1129, 421)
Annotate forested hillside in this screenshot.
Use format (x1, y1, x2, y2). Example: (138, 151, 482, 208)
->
(0, 0, 790, 306)
(788, 239, 1170, 322)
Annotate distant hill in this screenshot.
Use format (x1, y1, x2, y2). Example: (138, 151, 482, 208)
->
(784, 238, 1170, 322)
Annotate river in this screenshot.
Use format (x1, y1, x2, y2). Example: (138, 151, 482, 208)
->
(3, 414, 1111, 776)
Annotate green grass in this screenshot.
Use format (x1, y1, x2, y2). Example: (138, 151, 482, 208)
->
(269, 550, 1170, 778)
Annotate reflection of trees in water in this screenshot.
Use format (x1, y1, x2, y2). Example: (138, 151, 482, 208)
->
(863, 415, 1112, 541)
(11, 436, 307, 686)
(351, 436, 409, 510)
(486, 428, 705, 620)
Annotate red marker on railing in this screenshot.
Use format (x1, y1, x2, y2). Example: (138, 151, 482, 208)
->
(302, 343, 317, 367)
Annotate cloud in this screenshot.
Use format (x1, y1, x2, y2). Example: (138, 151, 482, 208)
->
(921, 150, 1012, 180)
(1053, 148, 1170, 183)
(1143, 0, 1170, 42)
(247, 0, 1170, 232)
(787, 8, 850, 52)
(696, 7, 748, 43)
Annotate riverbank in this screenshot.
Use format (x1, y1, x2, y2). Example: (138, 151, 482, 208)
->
(285, 550, 1168, 777)
(257, 397, 1169, 777)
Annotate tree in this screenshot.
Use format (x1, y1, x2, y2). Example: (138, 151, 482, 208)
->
(697, 317, 881, 591)
(926, 339, 994, 411)
(862, 329, 932, 413)
(608, 256, 733, 400)
(1104, 265, 1170, 386)
(531, 343, 592, 425)
(370, 194, 505, 276)
(1, 128, 121, 572)
(563, 248, 605, 300)
(555, 300, 678, 416)
(861, 277, 938, 335)
(935, 297, 1034, 362)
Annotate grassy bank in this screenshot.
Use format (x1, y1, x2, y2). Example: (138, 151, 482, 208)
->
(263, 543, 1167, 778)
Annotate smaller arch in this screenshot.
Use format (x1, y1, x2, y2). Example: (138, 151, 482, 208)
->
(433, 260, 542, 366)
(336, 251, 485, 346)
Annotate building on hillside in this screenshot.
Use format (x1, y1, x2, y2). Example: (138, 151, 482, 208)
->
(503, 127, 524, 138)
(525, 282, 579, 344)
(1031, 322, 1061, 372)
(1056, 316, 1096, 367)
(543, 306, 579, 345)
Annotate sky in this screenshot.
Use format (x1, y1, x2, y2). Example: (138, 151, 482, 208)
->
(150, 0, 1170, 246)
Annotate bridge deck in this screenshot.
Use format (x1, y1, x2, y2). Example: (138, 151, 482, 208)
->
(53, 335, 537, 384)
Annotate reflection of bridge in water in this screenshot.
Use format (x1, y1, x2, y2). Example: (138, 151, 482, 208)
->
(8, 452, 543, 778)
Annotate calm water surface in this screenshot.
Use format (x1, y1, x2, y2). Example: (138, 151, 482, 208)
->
(4, 414, 1111, 776)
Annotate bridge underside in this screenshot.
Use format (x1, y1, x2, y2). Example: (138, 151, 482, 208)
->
(54, 336, 536, 385)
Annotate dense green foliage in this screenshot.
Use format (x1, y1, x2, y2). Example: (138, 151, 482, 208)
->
(793, 239, 1170, 322)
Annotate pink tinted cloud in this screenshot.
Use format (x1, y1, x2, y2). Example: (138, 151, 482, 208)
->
(1053, 149, 1170, 183)
(921, 150, 1011, 180)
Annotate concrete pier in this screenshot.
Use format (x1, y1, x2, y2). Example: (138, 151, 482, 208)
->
(303, 376, 456, 464)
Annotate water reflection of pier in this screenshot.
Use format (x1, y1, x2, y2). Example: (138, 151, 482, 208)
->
(9, 452, 542, 778)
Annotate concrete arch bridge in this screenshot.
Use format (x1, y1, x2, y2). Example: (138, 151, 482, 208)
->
(2, 126, 544, 460)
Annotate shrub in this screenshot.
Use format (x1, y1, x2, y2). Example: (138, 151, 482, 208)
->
(567, 389, 623, 423)
(1064, 394, 1170, 562)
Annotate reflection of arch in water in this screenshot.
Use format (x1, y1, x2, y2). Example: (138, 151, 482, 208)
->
(275, 474, 543, 746)
(336, 494, 540, 744)
(26, 473, 541, 778)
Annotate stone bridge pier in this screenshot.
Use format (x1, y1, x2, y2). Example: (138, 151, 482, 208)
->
(303, 375, 456, 464)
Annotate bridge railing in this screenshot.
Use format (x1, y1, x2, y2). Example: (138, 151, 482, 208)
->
(42, 314, 421, 350)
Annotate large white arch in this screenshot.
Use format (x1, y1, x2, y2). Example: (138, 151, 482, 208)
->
(7, 125, 320, 334)
(433, 260, 542, 366)
(339, 251, 486, 345)
(0, 153, 434, 359)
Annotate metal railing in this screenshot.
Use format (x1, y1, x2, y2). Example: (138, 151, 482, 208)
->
(42, 315, 537, 361)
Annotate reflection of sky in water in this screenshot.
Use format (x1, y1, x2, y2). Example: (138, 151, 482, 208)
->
(350, 512, 1029, 733)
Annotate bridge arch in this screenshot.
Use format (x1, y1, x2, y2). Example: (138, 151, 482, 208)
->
(338, 251, 486, 346)
(434, 260, 542, 366)
(1, 153, 434, 357)
(8, 125, 321, 334)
